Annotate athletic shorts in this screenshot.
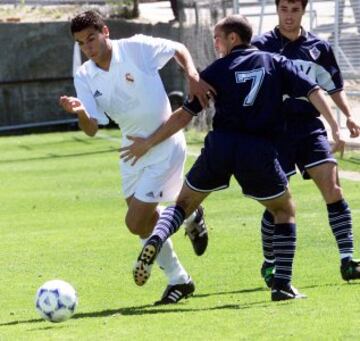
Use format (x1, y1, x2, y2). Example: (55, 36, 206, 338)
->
(275, 117, 337, 179)
(121, 139, 186, 203)
(185, 130, 288, 201)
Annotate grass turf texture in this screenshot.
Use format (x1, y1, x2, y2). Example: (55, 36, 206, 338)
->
(1, 129, 360, 340)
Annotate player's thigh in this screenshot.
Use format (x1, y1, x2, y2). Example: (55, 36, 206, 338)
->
(126, 197, 158, 225)
(297, 119, 337, 179)
(185, 131, 233, 192)
(234, 137, 288, 200)
(122, 146, 185, 203)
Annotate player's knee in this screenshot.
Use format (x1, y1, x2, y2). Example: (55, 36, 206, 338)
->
(125, 214, 146, 236)
(271, 199, 296, 223)
(325, 185, 343, 203)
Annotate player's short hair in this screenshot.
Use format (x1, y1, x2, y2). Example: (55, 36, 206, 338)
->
(215, 15, 253, 45)
(70, 10, 105, 35)
(275, 0, 308, 9)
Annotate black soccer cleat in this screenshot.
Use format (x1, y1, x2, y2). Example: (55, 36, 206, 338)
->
(184, 206, 208, 256)
(133, 236, 162, 286)
(341, 259, 360, 281)
(271, 284, 307, 301)
(261, 261, 275, 288)
(154, 279, 195, 305)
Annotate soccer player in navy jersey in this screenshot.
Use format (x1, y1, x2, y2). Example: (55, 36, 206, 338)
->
(127, 14, 343, 301)
(252, 0, 360, 288)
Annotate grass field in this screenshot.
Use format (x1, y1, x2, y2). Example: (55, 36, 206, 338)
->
(1, 129, 360, 340)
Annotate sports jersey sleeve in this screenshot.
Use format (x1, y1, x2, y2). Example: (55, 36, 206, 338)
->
(127, 34, 179, 73)
(279, 57, 319, 98)
(316, 42, 344, 94)
(74, 73, 109, 126)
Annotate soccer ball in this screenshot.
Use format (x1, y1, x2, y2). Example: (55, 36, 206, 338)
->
(35, 279, 78, 323)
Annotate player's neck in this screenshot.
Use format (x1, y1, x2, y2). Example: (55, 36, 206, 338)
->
(95, 40, 113, 71)
(278, 27, 302, 42)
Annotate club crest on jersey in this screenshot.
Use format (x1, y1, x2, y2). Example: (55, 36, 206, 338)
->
(309, 46, 321, 60)
(125, 72, 135, 83)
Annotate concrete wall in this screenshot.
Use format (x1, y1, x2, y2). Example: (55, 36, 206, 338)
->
(0, 20, 183, 129)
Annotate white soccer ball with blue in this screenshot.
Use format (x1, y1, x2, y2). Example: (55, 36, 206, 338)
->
(35, 279, 78, 323)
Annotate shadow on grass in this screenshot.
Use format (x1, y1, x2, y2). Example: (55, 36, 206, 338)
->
(0, 148, 118, 164)
(0, 287, 270, 327)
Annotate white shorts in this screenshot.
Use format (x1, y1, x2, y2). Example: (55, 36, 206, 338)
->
(121, 140, 186, 203)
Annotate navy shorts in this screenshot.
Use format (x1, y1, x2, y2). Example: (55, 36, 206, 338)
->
(275, 117, 337, 179)
(185, 130, 288, 201)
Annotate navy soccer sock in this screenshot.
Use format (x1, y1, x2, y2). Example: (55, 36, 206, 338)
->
(150, 205, 186, 244)
(273, 223, 296, 288)
(327, 199, 354, 264)
(261, 210, 275, 264)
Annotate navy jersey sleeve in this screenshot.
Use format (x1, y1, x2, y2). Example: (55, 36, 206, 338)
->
(315, 41, 343, 94)
(277, 56, 319, 98)
(182, 65, 215, 115)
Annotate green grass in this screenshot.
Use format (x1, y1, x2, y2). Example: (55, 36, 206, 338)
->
(0, 129, 360, 340)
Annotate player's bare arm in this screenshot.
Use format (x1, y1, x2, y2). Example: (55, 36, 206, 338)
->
(330, 91, 360, 138)
(174, 43, 216, 108)
(308, 89, 345, 154)
(120, 108, 193, 165)
(59, 96, 98, 137)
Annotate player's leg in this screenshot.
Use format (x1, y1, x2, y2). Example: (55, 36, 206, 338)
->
(235, 136, 304, 301)
(259, 135, 297, 288)
(133, 183, 209, 286)
(260, 209, 276, 287)
(123, 155, 195, 303)
(134, 131, 231, 288)
(260, 191, 305, 301)
(298, 117, 360, 281)
(306, 162, 360, 281)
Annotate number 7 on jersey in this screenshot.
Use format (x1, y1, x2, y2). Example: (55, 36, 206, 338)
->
(235, 67, 265, 106)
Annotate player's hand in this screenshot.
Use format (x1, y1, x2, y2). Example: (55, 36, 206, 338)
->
(346, 117, 360, 138)
(330, 127, 345, 158)
(187, 74, 216, 109)
(119, 135, 152, 166)
(59, 96, 86, 115)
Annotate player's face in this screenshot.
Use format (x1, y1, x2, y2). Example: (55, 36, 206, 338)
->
(74, 26, 110, 66)
(213, 27, 233, 57)
(277, 0, 305, 35)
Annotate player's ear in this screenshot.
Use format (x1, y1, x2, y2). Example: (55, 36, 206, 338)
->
(230, 32, 240, 45)
(102, 25, 110, 38)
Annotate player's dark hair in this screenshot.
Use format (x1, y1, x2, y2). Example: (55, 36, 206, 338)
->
(70, 10, 105, 35)
(275, 0, 308, 9)
(215, 15, 253, 45)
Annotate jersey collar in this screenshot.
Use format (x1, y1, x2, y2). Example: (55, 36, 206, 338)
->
(273, 26, 308, 43)
(230, 44, 257, 53)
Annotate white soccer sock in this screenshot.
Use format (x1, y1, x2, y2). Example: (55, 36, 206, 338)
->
(140, 237, 189, 286)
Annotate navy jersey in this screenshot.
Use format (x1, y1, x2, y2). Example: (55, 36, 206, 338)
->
(184, 46, 318, 137)
(252, 27, 343, 119)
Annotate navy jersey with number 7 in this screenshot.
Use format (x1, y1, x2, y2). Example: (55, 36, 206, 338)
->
(184, 45, 319, 138)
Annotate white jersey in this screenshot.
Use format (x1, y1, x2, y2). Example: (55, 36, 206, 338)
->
(74, 34, 186, 172)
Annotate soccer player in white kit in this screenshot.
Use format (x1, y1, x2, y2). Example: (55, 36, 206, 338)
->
(59, 10, 211, 305)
